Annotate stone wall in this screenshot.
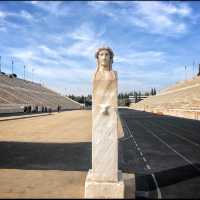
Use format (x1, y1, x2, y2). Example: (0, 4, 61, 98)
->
(130, 104, 200, 121)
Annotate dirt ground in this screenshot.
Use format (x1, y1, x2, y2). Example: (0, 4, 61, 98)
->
(0, 110, 92, 143)
(0, 110, 133, 198)
(0, 169, 87, 198)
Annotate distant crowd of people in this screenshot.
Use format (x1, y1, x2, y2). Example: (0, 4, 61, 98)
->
(23, 105, 60, 114)
(23, 104, 62, 114)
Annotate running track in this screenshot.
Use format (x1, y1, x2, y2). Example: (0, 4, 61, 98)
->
(119, 108, 200, 199)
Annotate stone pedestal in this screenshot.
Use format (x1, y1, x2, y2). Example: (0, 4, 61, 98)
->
(85, 70, 124, 198)
(85, 170, 124, 199)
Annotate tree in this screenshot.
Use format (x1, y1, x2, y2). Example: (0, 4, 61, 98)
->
(134, 91, 138, 103)
(129, 91, 134, 96)
(153, 88, 156, 95)
(138, 91, 141, 101)
(150, 88, 154, 95)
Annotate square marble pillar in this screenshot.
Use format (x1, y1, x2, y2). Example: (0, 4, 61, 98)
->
(85, 71, 124, 198)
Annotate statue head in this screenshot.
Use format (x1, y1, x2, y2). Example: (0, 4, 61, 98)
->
(95, 47, 114, 72)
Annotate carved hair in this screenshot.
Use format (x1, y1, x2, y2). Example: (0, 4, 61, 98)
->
(95, 47, 114, 63)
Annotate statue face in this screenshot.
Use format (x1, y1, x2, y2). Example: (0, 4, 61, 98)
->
(98, 49, 111, 71)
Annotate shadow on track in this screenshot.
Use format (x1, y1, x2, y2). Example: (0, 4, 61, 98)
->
(0, 141, 199, 188)
(0, 141, 91, 171)
(136, 164, 200, 191)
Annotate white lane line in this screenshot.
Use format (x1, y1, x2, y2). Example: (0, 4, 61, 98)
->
(143, 157, 147, 162)
(124, 120, 133, 136)
(151, 174, 162, 199)
(146, 164, 151, 170)
(122, 119, 139, 153)
(148, 120, 200, 148)
(135, 120, 200, 172)
(121, 120, 134, 142)
(121, 132, 133, 141)
(140, 152, 143, 156)
(122, 118, 162, 199)
(123, 120, 132, 137)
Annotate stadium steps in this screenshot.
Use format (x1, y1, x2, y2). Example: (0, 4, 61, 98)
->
(0, 74, 82, 114)
(131, 76, 200, 115)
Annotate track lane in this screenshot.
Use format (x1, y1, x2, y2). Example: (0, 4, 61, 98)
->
(134, 119, 200, 171)
(136, 119, 200, 165)
(119, 108, 200, 199)
(151, 117, 200, 144)
(162, 116, 200, 134)
(122, 118, 162, 199)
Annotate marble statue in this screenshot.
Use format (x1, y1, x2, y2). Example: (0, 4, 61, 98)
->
(84, 47, 124, 198)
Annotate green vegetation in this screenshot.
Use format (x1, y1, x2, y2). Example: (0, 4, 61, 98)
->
(67, 94, 92, 107)
(67, 88, 157, 107)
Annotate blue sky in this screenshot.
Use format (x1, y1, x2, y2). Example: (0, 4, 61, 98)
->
(0, 1, 200, 95)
